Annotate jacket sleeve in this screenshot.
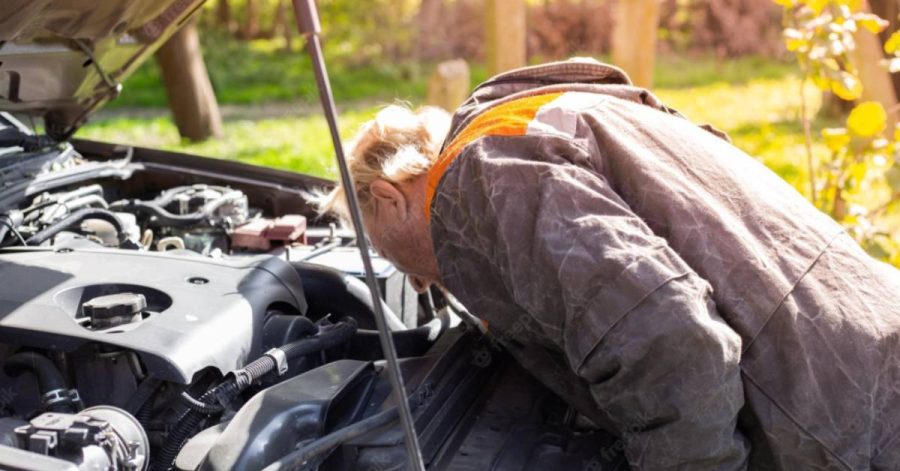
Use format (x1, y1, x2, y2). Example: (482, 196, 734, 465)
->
(448, 149, 750, 469)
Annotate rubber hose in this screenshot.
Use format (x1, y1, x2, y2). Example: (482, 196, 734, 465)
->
(118, 201, 207, 226)
(151, 186, 195, 207)
(235, 321, 355, 388)
(154, 320, 357, 471)
(136, 400, 154, 429)
(294, 263, 405, 331)
(179, 391, 225, 414)
(261, 407, 400, 471)
(3, 352, 68, 409)
(0, 224, 9, 246)
(125, 377, 161, 416)
(0, 212, 24, 247)
(117, 191, 241, 227)
(26, 208, 124, 246)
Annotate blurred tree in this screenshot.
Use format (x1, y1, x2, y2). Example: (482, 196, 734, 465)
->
(612, 0, 662, 88)
(852, 3, 898, 127)
(276, 0, 296, 51)
(216, 0, 234, 32)
(241, 0, 261, 39)
(155, 19, 223, 141)
(870, 0, 900, 94)
(417, 0, 447, 61)
(485, 0, 527, 75)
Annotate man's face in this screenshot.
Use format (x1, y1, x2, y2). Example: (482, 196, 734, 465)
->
(362, 178, 440, 292)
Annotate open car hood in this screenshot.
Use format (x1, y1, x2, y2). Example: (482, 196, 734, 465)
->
(0, 0, 205, 140)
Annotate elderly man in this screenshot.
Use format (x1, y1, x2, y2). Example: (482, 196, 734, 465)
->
(319, 59, 900, 470)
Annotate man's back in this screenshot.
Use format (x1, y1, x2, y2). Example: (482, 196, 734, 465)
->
(428, 61, 900, 469)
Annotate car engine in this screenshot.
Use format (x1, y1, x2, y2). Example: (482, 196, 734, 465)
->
(0, 141, 626, 471)
(0, 173, 435, 470)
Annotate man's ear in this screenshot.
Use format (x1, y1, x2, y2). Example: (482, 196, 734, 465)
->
(369, 179, 408, 220)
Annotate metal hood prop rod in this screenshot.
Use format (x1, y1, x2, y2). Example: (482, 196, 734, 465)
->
(289, 1, 427, 470)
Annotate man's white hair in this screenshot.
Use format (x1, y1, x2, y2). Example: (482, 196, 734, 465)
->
(318, 104, 451, 222)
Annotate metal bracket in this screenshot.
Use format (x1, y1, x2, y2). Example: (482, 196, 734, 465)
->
(264, 348, 289, 376)
(41, 389, 69, 407)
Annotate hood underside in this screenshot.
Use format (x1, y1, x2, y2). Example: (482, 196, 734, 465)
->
(0, 0, 205, 140)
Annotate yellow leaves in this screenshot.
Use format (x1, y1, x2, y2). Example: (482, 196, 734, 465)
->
(854, 13, 889, 34)
(807, 0, 829, 14)
(848, 101, 888, 137)
(885, 31, 900, 54)
(784, 28, 810, 52)
(847, 161, 869, 187)
(776, 0, 900, 267)
(822, 128, 851, 152)
(831, 71, 863, 100)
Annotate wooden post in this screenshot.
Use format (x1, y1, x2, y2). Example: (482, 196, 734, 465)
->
(612, 0, 661, 88)
(155, 19, 223, 142)
(427, 59, 471, 112)
(485, 0, 527, 76)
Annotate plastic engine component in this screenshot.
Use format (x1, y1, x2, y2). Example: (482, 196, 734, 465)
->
(0, 247, 307, 384)
(82, 293, 146, 329)
(232, 215, 307, 251)
(14, 406, 149, 471)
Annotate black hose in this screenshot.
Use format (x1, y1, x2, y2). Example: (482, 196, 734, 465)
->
(261, 407, 400, 471)
(3, 352, 67, 393)
(153, 384, 237, 471)
(153, 319, 358, 471)
(179, 391, 225, 414)
(294, 263, 405, 331)
(0, 211, 24, 247)
(236, 321, 356, 388)
(125, 377, 161, 416)
(0, 221, 9, 245)
(125, 377, 161, 430)
(3, 352, 71, 411)
(25, 207, 124, 246)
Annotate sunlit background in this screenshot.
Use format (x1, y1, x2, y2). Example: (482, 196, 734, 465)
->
(73, 0, 900, 265)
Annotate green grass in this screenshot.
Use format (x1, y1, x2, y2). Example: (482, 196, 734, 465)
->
(79, 109, 378, 178)
(110, 32, 435, 109)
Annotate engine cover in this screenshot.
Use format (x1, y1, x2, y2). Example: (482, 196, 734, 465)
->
(0, 246, 307, 384)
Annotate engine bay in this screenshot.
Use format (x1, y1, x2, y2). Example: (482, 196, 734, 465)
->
(0, 140, 446, 470)
(0, 140, 624, 471)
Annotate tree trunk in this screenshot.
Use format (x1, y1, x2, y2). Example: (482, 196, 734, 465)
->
(272, 0, 286, 40)
(242, 0, 260, 39)
(155, 20, 223, 142)
(869, 0, 900, 96)
(485, 0, 527, 76)
(216, 0, 232, 32)
(852, 1, 898, 128)
(280, 0, 294, 52)
(612, 0, 661, 88)
(417, 0, 445, 61)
